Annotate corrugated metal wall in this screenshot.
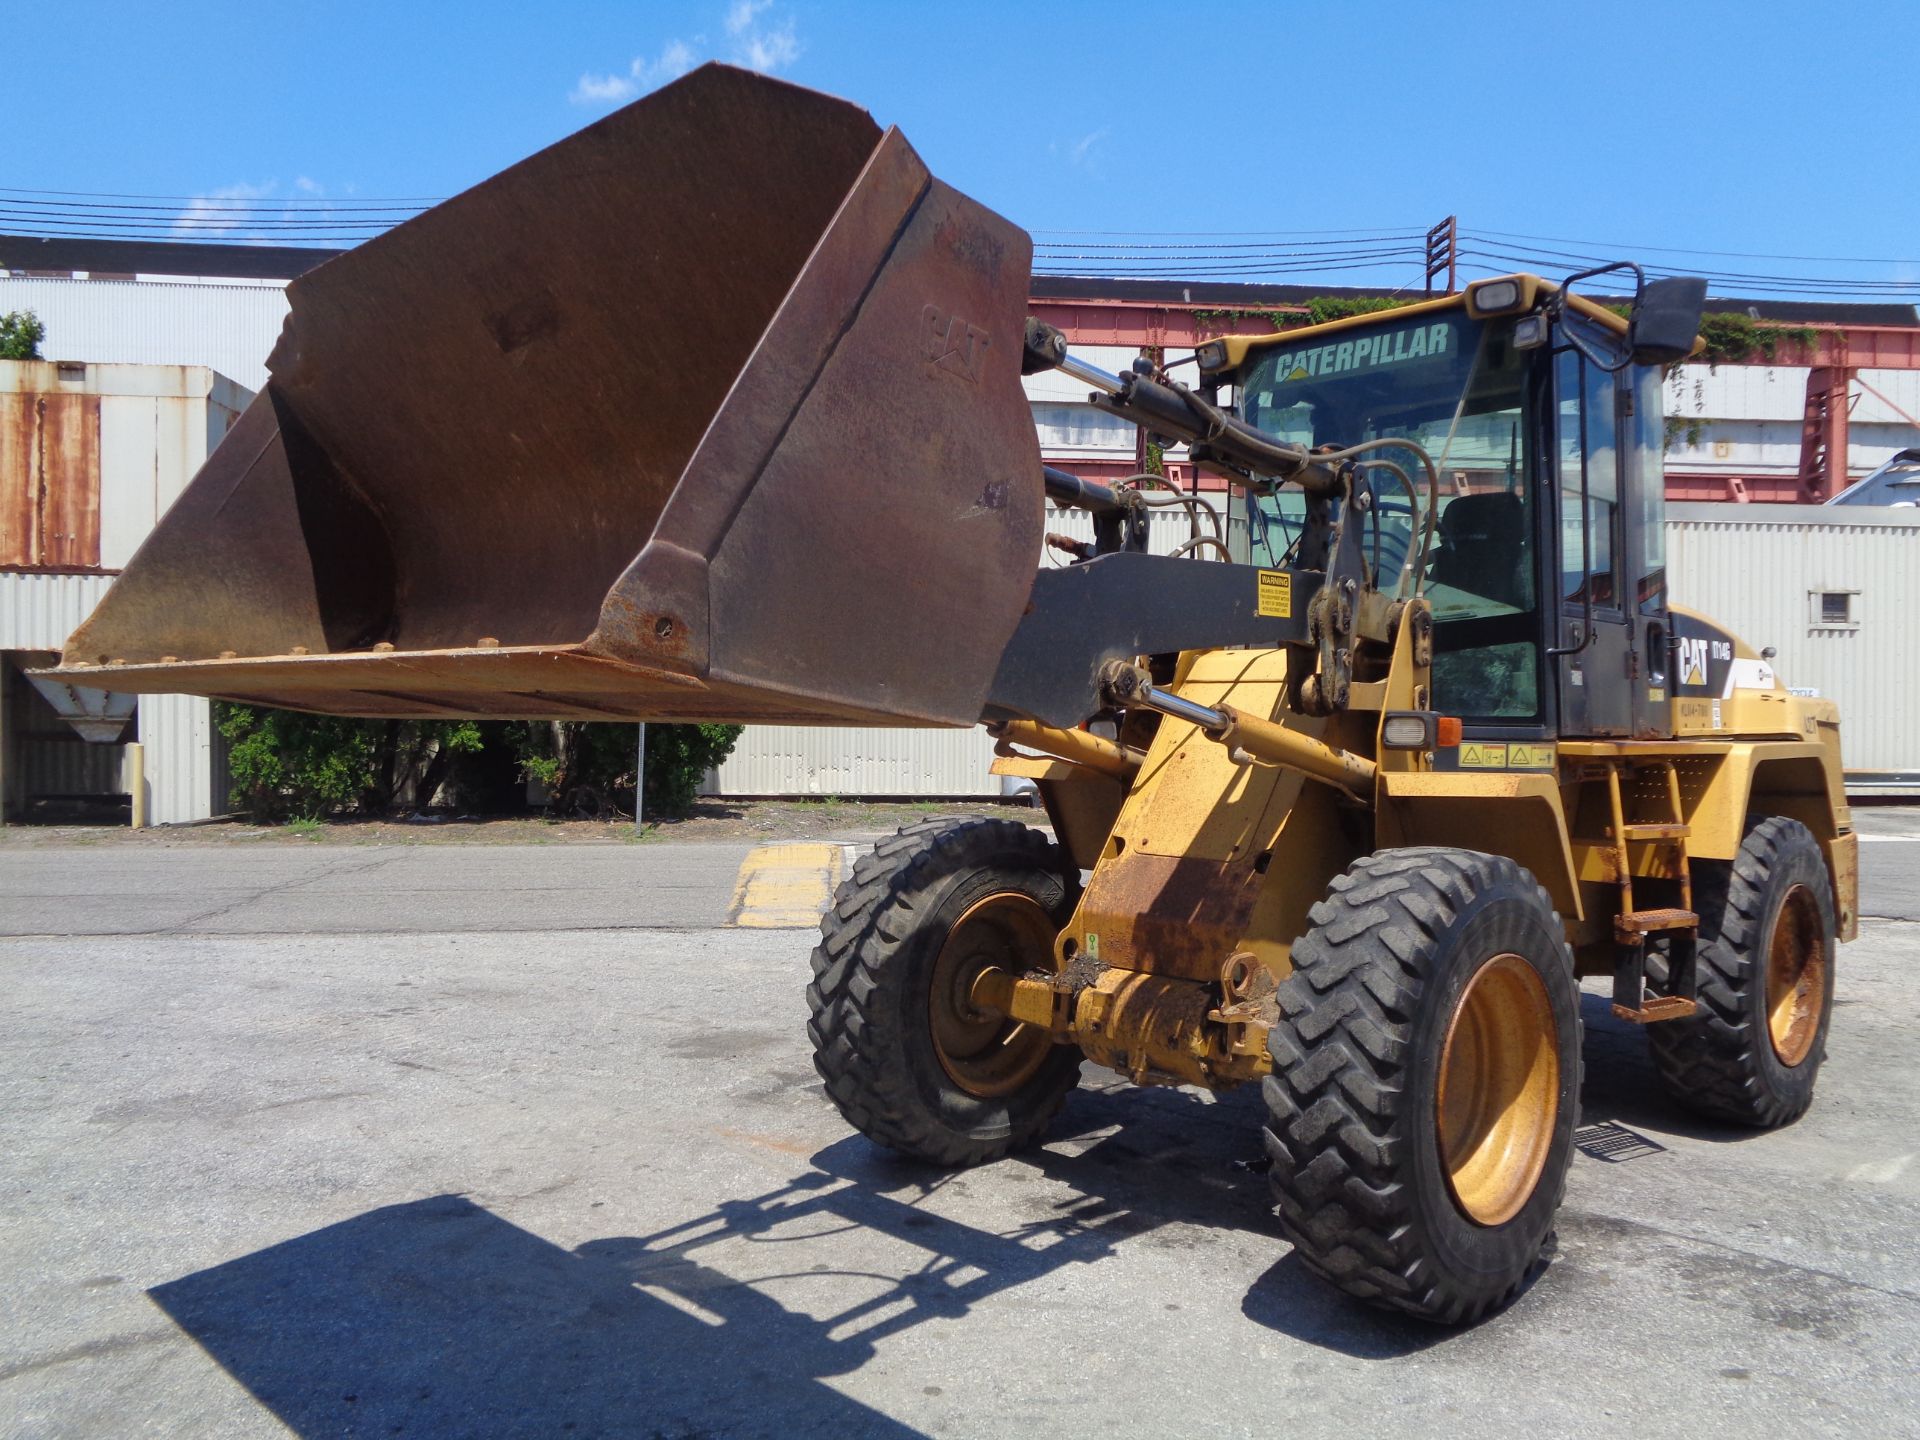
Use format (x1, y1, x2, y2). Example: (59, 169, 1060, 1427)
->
(138, 691, 226, 824)
(706, 506, 1232, 797)
(1668, 504, 1920, 782)
(1, 575, 222, 823)
(0, 571, 112, 648)
(0, 277, 288, 393)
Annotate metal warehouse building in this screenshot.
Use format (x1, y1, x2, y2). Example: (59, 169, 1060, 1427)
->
(3, 235, 1917, 817)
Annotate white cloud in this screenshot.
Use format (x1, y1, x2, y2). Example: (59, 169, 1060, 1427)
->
(652, 38, 698, 81)
(726, 0, 799, 71)
(732, 17, 799, 72)
(175, 180, 278, 236)
(571, 35, 703, 106)
(1068, 128, 1109, 167)
(725, 0, 772, 34)
(571, 3, 801, 103)
(571, 71, 638, 105)
(294, 175, 323, 196)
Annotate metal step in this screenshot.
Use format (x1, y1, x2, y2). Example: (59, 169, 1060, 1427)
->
(1616, 822, 1690, 841)
(1616, 907, 1699, 935)
(1612, 994, 1699, 1024)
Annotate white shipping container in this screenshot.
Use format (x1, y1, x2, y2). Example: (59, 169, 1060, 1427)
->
(1668, 503, 1920, 790)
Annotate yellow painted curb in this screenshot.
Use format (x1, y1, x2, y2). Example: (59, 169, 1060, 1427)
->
(727, 843, 844, 928)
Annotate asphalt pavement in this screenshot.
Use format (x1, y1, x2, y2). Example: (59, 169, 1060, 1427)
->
(4, 811, 1920, 1438)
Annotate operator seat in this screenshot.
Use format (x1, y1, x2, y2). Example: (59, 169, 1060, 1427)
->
(1429, 491, 1530, 609)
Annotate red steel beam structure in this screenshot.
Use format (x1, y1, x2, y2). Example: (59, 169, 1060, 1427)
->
(1038, 296, 1920, 504)
(1029, 297, 1299, 350)
(1031, 298, 1297, 491)
(1666, 325, 1920, 503)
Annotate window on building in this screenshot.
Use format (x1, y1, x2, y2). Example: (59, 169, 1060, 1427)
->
(1810, 590, 1858, 628)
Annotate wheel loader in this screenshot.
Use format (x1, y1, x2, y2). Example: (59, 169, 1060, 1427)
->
(47, 64, 1856, 1324)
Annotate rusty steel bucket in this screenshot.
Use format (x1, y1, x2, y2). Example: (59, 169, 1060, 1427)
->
(52, 65, 1043, 726)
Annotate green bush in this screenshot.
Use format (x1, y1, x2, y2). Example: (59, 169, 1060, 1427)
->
(0, 310, 45, 361)
(505, 720, 742, 819)
(642, 723, 743, 817)
(214, 705, 738, 823)
(216, 705, 483, 821)
(217, 705, 378, 822)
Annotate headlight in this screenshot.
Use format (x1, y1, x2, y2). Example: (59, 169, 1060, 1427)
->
(1467, 278, 1522, 315)
(1195, 340, 1228, 373)
(1381, 712, 1435, 749)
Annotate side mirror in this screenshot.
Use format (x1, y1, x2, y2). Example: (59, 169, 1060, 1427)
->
(1629, 276, 1707, 366)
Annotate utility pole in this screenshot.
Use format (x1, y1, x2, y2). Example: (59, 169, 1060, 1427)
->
(1424, 216, 1458, 295)
(635, 722, 647, 832)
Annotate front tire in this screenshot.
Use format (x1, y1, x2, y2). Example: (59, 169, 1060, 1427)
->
(1647, 815, 1836, 1128)
(1263, 848, 1581, 1325)
(806, 818, 1082, 1167)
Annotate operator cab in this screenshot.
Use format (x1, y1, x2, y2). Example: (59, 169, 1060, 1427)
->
(1222, 271, 1702, 742)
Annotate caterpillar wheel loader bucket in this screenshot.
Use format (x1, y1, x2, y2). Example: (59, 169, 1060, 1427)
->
(52, 64, 1043, 727)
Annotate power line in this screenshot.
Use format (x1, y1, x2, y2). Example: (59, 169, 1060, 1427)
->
(1471, 225, 1920, 269)
(0, 220, 356, 245)
(0, 211, 396, 234)
(0, 184, 445, 205)
(0, 194, 428, 217)
(1032, 225, 1427, 238)
(1458, 244, 1920, 296)
(1034, 233, 1425, 252)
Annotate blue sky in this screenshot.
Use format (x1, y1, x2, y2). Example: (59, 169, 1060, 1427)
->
(13, 1, 1920, 298)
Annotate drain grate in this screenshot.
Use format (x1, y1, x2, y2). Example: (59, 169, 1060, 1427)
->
(1574, 1121, 1668, 1163)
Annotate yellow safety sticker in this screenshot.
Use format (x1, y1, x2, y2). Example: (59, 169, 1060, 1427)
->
(1460, 741, 1554, 770)
(1648, 687, 1666, 703)
(1256, 570, 1292, 618)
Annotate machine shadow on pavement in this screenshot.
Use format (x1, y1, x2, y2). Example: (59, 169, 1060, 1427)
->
(1572, 990, 1768, 1145)
(148, 1192, 922, 1440)
(148, 1080, 1466, 1439)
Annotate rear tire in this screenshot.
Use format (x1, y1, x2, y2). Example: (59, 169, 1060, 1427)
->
(1263, 848, 1581, 1325)
(806, 818, 1082, 1167)
(1647, 816, 1836, 1128)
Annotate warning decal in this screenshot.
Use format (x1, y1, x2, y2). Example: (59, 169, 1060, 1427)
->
(1459, 742, 1556, 770)
(1257, 570, 1293, 618)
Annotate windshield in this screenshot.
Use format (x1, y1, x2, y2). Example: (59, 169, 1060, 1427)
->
(1240, 310, 1540, 719)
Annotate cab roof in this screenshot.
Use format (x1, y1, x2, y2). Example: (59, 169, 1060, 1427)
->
(1214, 273, 1641, 373)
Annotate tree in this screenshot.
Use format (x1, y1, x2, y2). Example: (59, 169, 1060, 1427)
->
(216, 705, 483, 821)
(0, 310, 46, 361)
(506, 720, 743, 820)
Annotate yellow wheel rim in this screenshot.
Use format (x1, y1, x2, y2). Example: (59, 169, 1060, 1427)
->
(1437, 953, 1559, 1228)
(929, 891, 1057, 1099)
(1766, 884, 1826, 1068)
